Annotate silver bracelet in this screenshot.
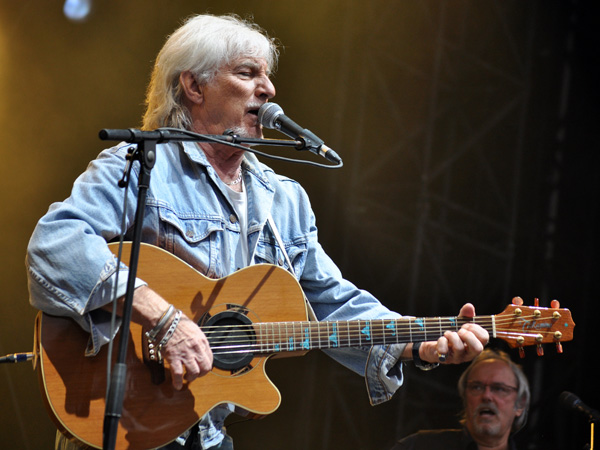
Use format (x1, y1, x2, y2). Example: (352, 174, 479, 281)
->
(412, 341, 439, 371)
(145, 304, 175, 342)
(156, 309, 182, 362)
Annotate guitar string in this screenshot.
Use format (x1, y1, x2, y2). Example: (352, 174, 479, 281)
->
(206, 324, 564, 355)
(208, 326, 561, 356)
(199, 314, 562, 336)
(208, 329, 564, 356)
(196, 314, 567, 355)
(200, 328, 561, 350)
(199, 313, 560, 333)
(199, 315, 563, 343)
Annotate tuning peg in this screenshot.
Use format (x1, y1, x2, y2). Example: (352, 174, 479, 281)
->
(536, 344, 544, 356)
(512, 296, 523, 306)
(554, 330, 564, 354)
(534, 298, 539, 307)
(516, 336, 526, 358)
(556, 341, 563, 353)
(535, 334, 545, 356)
(551, 299, 560, 309)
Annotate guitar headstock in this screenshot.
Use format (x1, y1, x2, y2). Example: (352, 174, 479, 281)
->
(494, 297, 575, 357)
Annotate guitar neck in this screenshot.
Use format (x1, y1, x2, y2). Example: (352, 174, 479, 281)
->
(251, 316, 494, 353)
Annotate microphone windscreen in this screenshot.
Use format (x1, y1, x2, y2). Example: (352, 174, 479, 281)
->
(258, 103, 284, 129)
(559, 391, 580, 409)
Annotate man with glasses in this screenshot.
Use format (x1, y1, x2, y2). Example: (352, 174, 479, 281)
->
(392, 349, 530, 450)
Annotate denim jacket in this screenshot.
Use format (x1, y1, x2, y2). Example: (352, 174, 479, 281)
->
(27, 141, 406, 448)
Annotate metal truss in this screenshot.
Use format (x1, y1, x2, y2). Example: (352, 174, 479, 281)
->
(311, 1, 542, 446)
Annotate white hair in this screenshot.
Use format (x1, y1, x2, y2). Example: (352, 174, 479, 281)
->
(143, 14, 279, 130)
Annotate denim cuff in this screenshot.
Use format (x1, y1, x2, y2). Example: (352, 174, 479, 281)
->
(364, 343, 406, 405)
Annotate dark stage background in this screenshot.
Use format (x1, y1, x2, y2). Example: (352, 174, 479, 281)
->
(1, 1, 598, 449)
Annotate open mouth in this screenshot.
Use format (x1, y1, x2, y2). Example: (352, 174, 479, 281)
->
(247, 106, 260, 117)
(477, 407, 498, 419)
(244, 105, 264, 133)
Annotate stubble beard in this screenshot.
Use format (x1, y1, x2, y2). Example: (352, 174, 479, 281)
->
(472, 418, 502, 438)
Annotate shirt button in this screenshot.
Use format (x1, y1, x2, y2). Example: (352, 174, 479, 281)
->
(229, 214, 238, 224)
(185, 230, 194, 238)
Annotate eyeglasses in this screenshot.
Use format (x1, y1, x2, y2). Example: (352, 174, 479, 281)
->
(465, 382, 518, 397)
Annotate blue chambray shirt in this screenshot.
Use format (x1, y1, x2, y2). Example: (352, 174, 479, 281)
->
(26, 140, 407, 448)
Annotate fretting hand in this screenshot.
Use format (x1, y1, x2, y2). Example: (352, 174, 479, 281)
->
(417, 303, 489, 365)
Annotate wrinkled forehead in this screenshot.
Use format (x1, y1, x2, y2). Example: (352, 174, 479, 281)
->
(220, 56, 272, 74)
(468, 360, 517, 385)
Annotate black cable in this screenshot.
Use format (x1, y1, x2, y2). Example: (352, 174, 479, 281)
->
(156, 127, 343, 169)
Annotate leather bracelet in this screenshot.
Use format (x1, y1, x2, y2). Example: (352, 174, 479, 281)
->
(412, 341, 439, 371)
(145, 304, 175, 342)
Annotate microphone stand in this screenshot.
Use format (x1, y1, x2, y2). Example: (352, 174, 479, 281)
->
(100, 128, 301, 450)
(102, 134, 155, 450)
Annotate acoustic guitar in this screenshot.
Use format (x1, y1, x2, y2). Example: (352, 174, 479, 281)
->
(34, 243, 575, 449)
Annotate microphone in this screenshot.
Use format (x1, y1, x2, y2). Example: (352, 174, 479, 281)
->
(0, 352, 33, 364)
(258, 103, 342, 164)
(559, 391, 600, 422)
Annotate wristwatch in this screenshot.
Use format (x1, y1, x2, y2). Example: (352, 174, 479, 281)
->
(412, 342, 440, 371)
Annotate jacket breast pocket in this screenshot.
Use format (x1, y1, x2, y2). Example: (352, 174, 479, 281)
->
(254, 235, 307, 279)
(157, 207, 225, 278)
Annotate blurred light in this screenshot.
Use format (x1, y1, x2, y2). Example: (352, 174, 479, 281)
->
(63, 0, 92, 22)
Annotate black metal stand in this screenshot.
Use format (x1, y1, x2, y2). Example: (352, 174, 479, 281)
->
(102, 137, 156, 450)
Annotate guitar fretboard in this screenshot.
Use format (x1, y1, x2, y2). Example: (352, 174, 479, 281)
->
(205, 316, 496, 355)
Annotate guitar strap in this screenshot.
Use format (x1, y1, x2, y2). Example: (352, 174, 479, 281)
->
(266, 213, 317, 322)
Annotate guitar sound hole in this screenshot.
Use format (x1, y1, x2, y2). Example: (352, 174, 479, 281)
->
(201, 310, 256, 371)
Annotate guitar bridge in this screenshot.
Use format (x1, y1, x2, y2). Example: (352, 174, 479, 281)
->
(141, 329, 166, 385)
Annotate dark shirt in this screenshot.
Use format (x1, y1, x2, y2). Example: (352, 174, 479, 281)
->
(391, 428, 518, 450)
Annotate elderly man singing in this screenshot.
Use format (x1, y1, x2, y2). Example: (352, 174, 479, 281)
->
(27, 14, 489, 450)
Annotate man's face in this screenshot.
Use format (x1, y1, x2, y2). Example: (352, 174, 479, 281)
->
(464, 360, 524, 445)
(194, 56, 276, 139)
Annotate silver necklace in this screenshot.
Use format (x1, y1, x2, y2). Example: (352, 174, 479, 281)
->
(225, 168, 243, 186)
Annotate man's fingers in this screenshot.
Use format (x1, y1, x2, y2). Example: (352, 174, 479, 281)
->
(458, 302, 476, 318)
(444, 330, 466, 360)
(459, 325, 488, 354)
(161, 315, 214, 389)
(169, 360, 185, 390)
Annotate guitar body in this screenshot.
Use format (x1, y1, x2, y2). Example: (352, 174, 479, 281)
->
(35, 243, 309, 449)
